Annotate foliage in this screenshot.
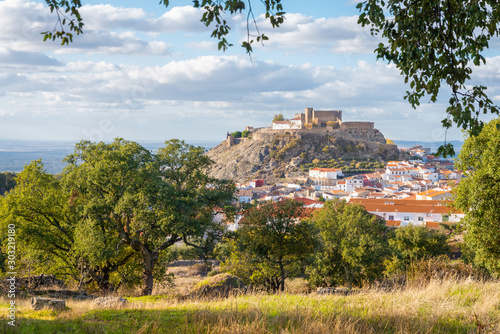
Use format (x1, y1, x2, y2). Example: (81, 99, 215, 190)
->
(231, 131, 242, 138)
(42, 0, 285, 53)
(308, 199, 389, 289)
(0, 172, 16, 196)
(272, 114, 285, 122)
(241, 130, 251, 138)
(406, 256, 490, 285)
(385, 225, 450, 275)
(0, 161, 82, 282)
(224, 199, 317, 292)
(62, 138, 234, 295)
(386, 138, 395, 145)
(453, 118, 500, 276)
(358, 0, 500, 156)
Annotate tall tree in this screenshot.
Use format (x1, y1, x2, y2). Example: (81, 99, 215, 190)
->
(0, 160, 133, 291)
(226, 199, 317, 292)
(453, 118, 500, 276)
(308, 199, 389, 289)
(357, 0, 500, 156)
(64, 138, 234, 295)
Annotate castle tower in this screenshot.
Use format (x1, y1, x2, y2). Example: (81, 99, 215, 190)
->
(305, 107, 313, 125)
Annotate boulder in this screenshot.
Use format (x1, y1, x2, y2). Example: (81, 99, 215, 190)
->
(190, 273, 245, 298)
(31, 297, 66, 311)
(93, 297, 128, 308)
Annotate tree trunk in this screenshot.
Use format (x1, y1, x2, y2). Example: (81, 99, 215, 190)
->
(279, 262, 286, 292)
(141, 251, 157, 296)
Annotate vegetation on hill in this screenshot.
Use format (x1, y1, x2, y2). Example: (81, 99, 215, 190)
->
(206, 131, 406, 183)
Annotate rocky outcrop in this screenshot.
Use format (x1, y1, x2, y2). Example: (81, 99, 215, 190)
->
(93, 297, 128, 308)
(190, 274, 245, 298)
(206, 128, 408, 183)
(31, 297, 66, 311)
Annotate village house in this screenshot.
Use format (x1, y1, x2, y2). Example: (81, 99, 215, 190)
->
(349, 198, 464, 228)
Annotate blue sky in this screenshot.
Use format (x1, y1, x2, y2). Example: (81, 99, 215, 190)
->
(0, 0, 499, 143)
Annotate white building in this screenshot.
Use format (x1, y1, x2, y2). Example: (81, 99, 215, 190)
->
(309, 168, 343, 179)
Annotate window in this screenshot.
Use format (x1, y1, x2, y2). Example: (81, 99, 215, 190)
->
(442, 215, 449, 222)
(403, 216, 410, 221)
(388, 215, 394, 220)
(418, 217, 424, 222)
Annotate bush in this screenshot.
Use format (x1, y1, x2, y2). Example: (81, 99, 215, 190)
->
(231, 131, 242, 138)
(242, 130, 250, 138)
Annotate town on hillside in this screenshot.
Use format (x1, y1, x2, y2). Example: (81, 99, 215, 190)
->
(231, 155, 461, 231)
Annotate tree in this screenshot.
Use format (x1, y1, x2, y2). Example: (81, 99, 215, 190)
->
(63, 138, 234, 295)
(231, 131, 242, 138)
(0, 172, 16, 196)
(308, 199, 389, 289)
(225, 199, 317, 292)
(357, 1, 500, 156)
(453, 118, 500, 276)
(272, 114, 285, 122)
(0, 160, 135, 292)
(385, 225, 449, 275)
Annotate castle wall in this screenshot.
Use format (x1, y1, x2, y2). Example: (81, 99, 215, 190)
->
(313, 110, 342, 125)
(341, 122, 374, 130)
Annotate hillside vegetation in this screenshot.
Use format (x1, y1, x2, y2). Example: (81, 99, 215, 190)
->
(206, 130, 408, 183)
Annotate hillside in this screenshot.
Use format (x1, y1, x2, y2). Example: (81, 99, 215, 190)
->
(206, 127, 409, 183)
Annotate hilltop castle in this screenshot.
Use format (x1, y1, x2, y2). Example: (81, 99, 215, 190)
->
(272, 107, 343, 130)
(226, 107, 377, 146)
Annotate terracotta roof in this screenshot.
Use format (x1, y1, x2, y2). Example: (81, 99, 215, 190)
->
(349, 198, 462, 214)
(273, 121, 291, 124)
(310, 168, 342, 172)
(385, 220, 401, 227)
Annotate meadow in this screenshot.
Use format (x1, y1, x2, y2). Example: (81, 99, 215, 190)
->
(1, 278, 499, 334)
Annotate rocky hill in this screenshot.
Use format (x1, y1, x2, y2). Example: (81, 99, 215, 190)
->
(206, 127, 409, 183)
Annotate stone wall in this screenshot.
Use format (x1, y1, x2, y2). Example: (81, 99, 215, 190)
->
(341, 122, 374, 130)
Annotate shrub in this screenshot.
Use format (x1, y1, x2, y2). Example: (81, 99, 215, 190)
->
(242, 130, 250, 138)
(231, 131, 242, 138)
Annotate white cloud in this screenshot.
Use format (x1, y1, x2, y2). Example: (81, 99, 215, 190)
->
(248, 13, 381, 54)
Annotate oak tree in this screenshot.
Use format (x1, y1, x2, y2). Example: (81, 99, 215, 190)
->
(453, 118, 500, 276)
(225, 199, 317, 292)
(308, 199, 389, 289)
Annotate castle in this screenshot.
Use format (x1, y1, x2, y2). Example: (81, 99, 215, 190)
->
(272, 107, 343, 130)
(226, 107, 376, 146)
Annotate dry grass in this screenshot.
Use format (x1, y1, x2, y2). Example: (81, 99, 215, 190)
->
(2, 278, 499, 333)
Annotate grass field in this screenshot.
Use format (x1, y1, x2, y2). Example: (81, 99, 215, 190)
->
(1, 278, 499, 333)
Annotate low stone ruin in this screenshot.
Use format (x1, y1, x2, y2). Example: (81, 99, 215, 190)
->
(92, 297, 128, 308)
(31, 297, 66, 311)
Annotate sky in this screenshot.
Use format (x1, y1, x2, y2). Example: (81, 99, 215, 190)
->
(0, 0, 499, 144)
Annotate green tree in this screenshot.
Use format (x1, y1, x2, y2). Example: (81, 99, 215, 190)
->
(231, 131, 242, 138)
(453, 118, 500, 276)
(0, 172, 16, 196)
(241, 130, 251, 138)
(0, 160, 135, 291)
(385, 225, 449, 275)
(63, 138, 234, 295)
(225, 199, 317, 292)
(272, 114, 285, 122)
(308, 199, 389, 289)
(357, 0, 500, 156)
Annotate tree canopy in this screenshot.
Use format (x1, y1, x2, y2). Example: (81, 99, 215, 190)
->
(0, 139, 235, 295)
(453, 118, 500, 276)
(357, 0, 500, 156)
(223, 199, 317, 292)
(308, 199, 389, 289)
